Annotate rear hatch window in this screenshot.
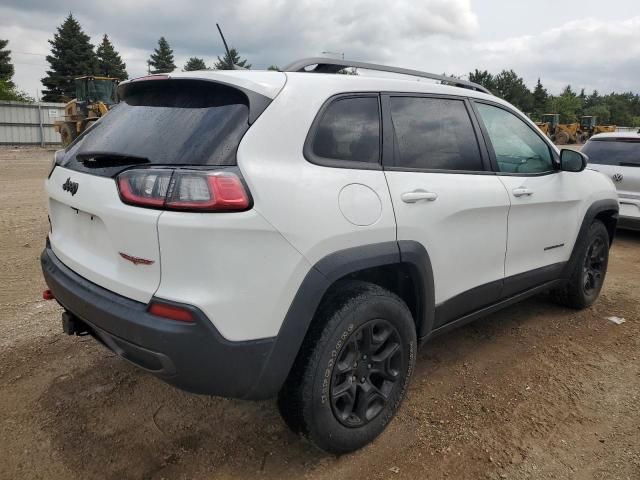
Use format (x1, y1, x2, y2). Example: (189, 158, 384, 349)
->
(60, 79, 252, 177)
(583, 138, 640, 166)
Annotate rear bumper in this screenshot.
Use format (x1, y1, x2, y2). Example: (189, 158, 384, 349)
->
(40, 246, 280, 399)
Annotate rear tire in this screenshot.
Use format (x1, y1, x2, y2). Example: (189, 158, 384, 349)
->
(278, 280, 416, 454)
(553, 220, 609, 309)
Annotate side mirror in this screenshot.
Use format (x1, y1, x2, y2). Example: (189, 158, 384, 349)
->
(560, 149, 588, 172)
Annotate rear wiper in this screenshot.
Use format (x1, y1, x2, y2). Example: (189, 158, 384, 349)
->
(76, 151, 150, 168)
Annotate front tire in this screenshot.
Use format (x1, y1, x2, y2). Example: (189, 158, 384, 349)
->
(555, 131, 570, 145)
(278, 280, 416, 454)
(553, 220, 610, 309)
(59, 122, 77, 147)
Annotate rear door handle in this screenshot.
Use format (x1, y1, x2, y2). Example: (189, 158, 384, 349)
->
(512, 187, 533, 197)
(401, 190, 438, 203)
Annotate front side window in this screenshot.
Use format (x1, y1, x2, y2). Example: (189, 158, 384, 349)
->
(311, 96, 380, 164)
(476, 103, 553, 174)
(389, 97, 483, 171)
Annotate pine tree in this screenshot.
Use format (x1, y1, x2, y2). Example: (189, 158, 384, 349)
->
(96, 34, 128, 79)
(579, 88, 586, 102)
(267, 65, 279, 71)
(585, 90, 601, 109)
(148, 37, 176, 73)
(493, 70, 534, 113)
(0, 39, 15, 86)
(532, 78, 548, 118)
(214, 48, 251, 70)
(550, 86, 582, 123)
(41, 14, 97, 102)
(468, 69, 495, 92)
(183, 57, 207, 71)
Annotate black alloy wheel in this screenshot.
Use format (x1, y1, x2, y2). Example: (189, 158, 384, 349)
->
(551, 219, 610, 309)
(330, 318, 403, 427)
(277, 280, 416, 454)
(583, 236, 606, 295)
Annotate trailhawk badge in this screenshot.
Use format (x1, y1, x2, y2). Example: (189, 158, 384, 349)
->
(119, 252, 155, 266)
(62, 177, 79, 195)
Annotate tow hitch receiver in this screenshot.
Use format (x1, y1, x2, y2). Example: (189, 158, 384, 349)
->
(62, 311, 89, 336)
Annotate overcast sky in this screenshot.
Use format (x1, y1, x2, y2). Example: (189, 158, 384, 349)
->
(2, 0, 639, 99)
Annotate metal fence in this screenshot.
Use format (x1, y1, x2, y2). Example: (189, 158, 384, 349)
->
(0, 101, 65, 145)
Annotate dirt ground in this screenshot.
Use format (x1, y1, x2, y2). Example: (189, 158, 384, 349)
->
(0, 147, 639, 480)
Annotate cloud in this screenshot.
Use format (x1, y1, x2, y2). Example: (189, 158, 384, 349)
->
(1, 1, 639, 97)
(1, 0, 477, 95)
(470, 17, 640, 93)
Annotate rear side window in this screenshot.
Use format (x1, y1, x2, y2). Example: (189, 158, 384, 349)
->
(389, 97, 483, 171)
(582, 138, 640, 166)
(310, 96, 380, 165)
(62, 80, 251, 176)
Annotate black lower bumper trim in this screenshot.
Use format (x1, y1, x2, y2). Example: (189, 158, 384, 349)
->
(41, 246, 278, 399)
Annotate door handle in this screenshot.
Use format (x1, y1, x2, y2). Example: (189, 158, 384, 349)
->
(512, 187, 533, 197)
(401, 190, 438, 203)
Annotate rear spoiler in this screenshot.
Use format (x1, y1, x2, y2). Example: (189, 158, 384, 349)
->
(117, 75, 274, 124)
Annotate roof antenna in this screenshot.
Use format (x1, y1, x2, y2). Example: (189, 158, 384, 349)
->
(216, 23, 241, 70)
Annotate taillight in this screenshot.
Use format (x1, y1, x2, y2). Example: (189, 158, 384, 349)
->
(117, 168, 250, 212)
(148, 300, 195, 323)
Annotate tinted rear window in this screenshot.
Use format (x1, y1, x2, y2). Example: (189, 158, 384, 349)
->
(61, 80, 250, 176)
(583, 138, 640, 166)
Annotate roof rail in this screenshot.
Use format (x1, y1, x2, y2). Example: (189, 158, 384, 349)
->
(282, 57, 492, 95)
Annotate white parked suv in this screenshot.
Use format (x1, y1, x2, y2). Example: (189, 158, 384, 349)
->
(41, 58, 619, 453)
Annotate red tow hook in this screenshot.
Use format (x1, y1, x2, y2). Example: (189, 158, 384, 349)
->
(43, 289, 55, 300)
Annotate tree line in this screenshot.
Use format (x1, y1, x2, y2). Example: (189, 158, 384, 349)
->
(1, 13, 639, 125)
(469, 69, 640, 127)
(0, 14, 253, 103)
(37, 14, 252, 102)
(0, 38, 32, 101)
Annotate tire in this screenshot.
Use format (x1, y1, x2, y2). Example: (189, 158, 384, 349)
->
(553, 220, 609, 309)
(278, 280, 417, 454)
(555, 131, 570, 145)
(59, 123, 77, 147)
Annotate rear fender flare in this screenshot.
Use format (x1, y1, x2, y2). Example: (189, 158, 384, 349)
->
(250, 240, 435, 399)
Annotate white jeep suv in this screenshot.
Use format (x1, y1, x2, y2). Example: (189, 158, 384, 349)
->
(41, 58, 619, 453)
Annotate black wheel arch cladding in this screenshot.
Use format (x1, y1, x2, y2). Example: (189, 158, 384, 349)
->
(257, 241, 434, 399)
(562, 199, 618, 279)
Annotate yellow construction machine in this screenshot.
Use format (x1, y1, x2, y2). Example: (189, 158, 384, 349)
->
(535, 113, 559, 139)
(535, 113, 616, 144)
(554, 122, 581, 145)
(578, 116, 616, 143)
(54, 76, 119, 146)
